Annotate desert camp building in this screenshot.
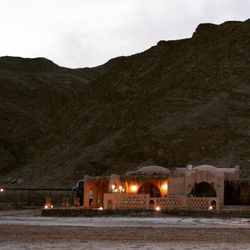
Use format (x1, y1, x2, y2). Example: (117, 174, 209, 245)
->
(81, 165, 239, 210)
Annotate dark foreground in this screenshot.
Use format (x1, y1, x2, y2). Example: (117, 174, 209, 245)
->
(42, 206, 250, 218)
(1, 210, 250, 249)
(1, 224, 250, 249)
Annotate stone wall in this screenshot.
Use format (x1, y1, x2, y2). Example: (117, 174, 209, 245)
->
(103, 193, 219, 210)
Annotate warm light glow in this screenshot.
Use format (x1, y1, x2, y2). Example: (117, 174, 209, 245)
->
(122, 188, 125, 192)
(155, 206, 161, 211)
(119, 186, 123, 192)
(99, 207, 103, 210)
(208, 206, 213, 210)
(130, 185, 138, 192)
(0, 188, 4, 192)
(111, 184, 116, 190)
(161, 183, 168, 191)
(114, 189, 118, 192)
(44, 204, 53, 209)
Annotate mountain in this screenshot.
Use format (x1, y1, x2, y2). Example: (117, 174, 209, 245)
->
(0, 19, 250, 187)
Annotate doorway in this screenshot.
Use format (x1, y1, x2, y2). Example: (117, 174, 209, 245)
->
(137, 182, 161, 197)
(190, 182, 217, 197)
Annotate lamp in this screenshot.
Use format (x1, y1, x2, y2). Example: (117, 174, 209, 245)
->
(131, 185, 138, 192)
(161, 183, 168, 191)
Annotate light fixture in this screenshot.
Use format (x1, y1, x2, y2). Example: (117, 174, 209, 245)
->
(130, 185, 138, 192)
(208, 206, 213, 210)
(155, 206, 161, 211)
(111, 184, 116, 191)
(0, 188, 4, 192)
(44, 204, 53, 209)
(99, 207, 103, 210)
(119, 186, 123, 192)
(122, 188, 125, 192)
(161, 183, 168, 191)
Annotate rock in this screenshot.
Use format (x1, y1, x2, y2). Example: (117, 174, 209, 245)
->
(0, 19, 250, 187)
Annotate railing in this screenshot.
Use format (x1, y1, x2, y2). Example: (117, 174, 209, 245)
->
(119, 194, 148, 209)
(185, 197, 214, 209)
(106, 193, 219, 210)
(152, 197, 183, 209)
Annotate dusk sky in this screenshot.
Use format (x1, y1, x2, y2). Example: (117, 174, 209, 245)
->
(0, 0, 249, 68)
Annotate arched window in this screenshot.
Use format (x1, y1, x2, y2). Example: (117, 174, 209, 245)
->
(190, 182, 217, 197)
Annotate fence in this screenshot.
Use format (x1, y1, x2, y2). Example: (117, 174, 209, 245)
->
(119, 194, 148, 209)
(0, 188, 73, 208)
(104, 193, 219, 210)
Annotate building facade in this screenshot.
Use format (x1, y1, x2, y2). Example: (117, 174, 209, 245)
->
(82, 165, 239, 210)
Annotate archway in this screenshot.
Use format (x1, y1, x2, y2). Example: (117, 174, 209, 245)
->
(137, 183, 161, 197)
(107, 199, 113, 209)
(211, 200, 217, 209)
(190, 182, 217, 197)
(149, 200, 154, 210)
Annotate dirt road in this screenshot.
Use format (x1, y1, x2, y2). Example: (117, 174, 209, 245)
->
(1, 210, 250, 249)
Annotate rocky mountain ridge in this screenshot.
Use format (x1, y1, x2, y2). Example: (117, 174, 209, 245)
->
(0, 19, 250, 187)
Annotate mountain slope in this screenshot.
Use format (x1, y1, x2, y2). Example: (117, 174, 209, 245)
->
(0, 20, 250, 187)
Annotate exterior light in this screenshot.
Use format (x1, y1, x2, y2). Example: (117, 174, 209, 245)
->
(0, 188, 4, 192)
(119, 186, 123, 192)
(208, 206, 213, 210)
(161, 183, 168, 191)
(122, 188, 125, 192)
(155, 206, 161, 211)
(99, 207, 103, 210)
(44, 204, 53, 209)
(114, 189, 118, 192)
(131, 185, 138, 192)
(44, 197, 53, 209)
(111, 184, 116, 191)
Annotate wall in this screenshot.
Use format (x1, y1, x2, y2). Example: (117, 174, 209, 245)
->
(168, 176, 185, 197)
(103, 193, 219, 210)
(83, 176, 109, 208)
(224, 180, 250, 205)
(184, 170, 224, 204)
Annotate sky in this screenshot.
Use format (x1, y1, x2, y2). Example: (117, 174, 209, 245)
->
(0, 0, 249, 68)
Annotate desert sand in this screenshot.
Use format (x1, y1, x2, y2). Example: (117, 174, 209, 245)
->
(1, 210, 250, 249)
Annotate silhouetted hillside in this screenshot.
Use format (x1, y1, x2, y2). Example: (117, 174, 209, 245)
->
(0, 19, 250, 187)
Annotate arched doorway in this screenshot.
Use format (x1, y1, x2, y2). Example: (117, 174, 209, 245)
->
(211, 200, 217, 209)
(190, 182, 217, 197)
(107, 199, 113, 209)
(137, 183, 161, 197)
(149, 200, 154, 210)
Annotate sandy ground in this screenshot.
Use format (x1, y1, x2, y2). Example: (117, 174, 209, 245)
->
(1, 210, 250, 249)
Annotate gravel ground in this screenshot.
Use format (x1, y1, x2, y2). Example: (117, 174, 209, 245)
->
(1, 210, 250, 249)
